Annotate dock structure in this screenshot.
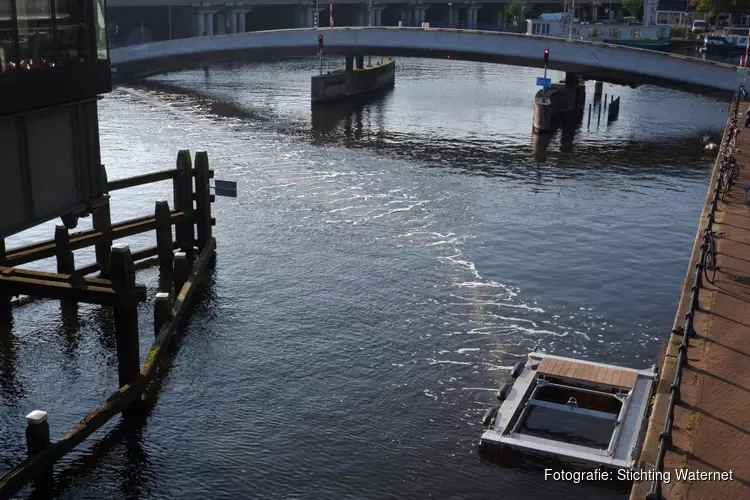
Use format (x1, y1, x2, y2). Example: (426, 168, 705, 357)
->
(0, 151, 218, 499)
(630, 106, 750, 499)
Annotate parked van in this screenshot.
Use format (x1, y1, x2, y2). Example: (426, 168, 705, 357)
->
(538, 13, 571, 22)
(692, 20, 707, 33)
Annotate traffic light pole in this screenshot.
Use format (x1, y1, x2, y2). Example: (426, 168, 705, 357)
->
(319, 49, 323, 75)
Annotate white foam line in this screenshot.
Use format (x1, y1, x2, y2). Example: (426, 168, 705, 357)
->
(329, 206, 362, 213)
(428, 359, 474, 366)
(514, 326, 569, 338)
(372, 202, 426, 219)
(449, 295, 545, 313)
(574, 330, 591, 341)
(461, 387, 506, 391)
(457, 348, 481, 354)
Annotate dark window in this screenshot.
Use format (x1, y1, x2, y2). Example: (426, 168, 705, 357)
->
(1, 1, 16, 70)
(15, 0, 54, 65)
(55, 0, 88, 64)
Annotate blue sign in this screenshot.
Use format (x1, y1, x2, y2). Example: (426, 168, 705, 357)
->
(745, 185, 749, 193)
(536, 77, 552, 88)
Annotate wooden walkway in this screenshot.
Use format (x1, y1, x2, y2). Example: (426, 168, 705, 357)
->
(630, 116, 750, 499)
(537, 357, 638, 389)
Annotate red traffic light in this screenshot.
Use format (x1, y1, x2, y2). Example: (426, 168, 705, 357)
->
(543, 48, 549, 65)
(317, 34, 323, 48)
(318, 35, 323, 41)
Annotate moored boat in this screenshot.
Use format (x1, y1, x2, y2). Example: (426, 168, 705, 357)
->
(527, 19, 672, 51)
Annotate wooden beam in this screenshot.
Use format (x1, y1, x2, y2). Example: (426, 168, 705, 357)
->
(2, 211, 190, 267)
(0, 267, 147, 303)
(0, 238, 216, 498)
(107, 169, 178, 192)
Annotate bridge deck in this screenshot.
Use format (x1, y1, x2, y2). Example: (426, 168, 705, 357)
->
(630, 113, 750, 499)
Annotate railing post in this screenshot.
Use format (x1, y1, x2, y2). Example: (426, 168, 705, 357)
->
(173, 150, 195, 258)
(155, 201, 174, 271)
(54, 225, 75, 275)
(154, 292, 172, 337)
(93, 199, 112, 278)
(193, 152, 213, 251)
(110, 244, 140, 388)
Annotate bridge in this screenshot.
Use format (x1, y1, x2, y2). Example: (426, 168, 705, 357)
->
(110, 27, 740, 97)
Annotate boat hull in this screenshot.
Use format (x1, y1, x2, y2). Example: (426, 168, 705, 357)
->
(604, 40, 670, 51)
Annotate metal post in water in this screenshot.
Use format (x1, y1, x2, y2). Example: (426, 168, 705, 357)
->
(588, 103, 591, 128)
(597, 102, 601, 126)
(604, 94, 608, 110)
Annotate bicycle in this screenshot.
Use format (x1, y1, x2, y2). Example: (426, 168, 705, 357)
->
(701, 229, 721, 283)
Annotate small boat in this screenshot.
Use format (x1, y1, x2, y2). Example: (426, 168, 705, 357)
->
(479, 351, 656, 470)
(701, 31, 749, 55)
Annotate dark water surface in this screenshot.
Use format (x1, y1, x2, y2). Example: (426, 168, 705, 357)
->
(0, 58, 729, 499)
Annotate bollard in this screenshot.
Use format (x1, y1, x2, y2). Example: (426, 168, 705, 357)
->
(154, 292, 172, 337)
(25, 410, 50, 457)
(54, 225, 75, 275)
(110, 243, 140, 388)
(588, 103, 592, 128)
(174, 252, 189, 297)
(154, 200, 174, 271)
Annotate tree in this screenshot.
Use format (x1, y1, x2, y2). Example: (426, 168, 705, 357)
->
(506, 0, 523, 20)
(690, 0, 750, 15)
(622, 0, 644, 17)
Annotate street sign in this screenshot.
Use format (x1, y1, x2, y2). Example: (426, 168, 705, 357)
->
(421, 22, 429, 28)
(214, 180, 237, 198)
(536, 77, 552, 87)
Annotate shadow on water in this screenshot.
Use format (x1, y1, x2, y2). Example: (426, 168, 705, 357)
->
(0, 315, 23, 405)
(24, 266, 218, 499)
(480, 448, 633, 493)
(129, 78, 716, 180)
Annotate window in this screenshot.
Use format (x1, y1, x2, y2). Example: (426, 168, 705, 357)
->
(14, 0, 54, 65)
(631, 29, 641, 39)
(55, 0, 87, 63)
(588, 28, 602, 37)
(610, 28, 621, 39)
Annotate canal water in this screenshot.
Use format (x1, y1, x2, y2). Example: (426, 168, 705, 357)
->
(0, 58, 729, 499)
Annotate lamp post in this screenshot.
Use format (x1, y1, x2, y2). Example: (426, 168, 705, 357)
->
(368, 0, 372, 66)
(568, 0, 575, 38)
(448, 2, 453, 28)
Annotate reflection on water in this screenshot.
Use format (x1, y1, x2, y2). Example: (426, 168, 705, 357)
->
(0, 57, 730, 500)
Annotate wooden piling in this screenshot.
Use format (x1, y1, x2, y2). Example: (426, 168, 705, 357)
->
(173, 151, 194, 257)
(25, 411, 50, 457)
(174, 252, 189, 296)
(604, 94, 608, 110)
(154, 201, 174, 271)
(597, 102, 602, 126)
(92, 199, 112, 278)
(588, 103, 592, 128)
(154, 292, 171, 337)
(193, 152, 213, 252)
(0, 239, 10, 316)
(110, 244, 140, 388)
(54, 225, 75, 275)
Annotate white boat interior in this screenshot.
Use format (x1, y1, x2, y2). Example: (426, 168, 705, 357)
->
(480, 352, 657, 470)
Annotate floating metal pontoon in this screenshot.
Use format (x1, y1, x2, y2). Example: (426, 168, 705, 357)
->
(480, 352, 657, 470)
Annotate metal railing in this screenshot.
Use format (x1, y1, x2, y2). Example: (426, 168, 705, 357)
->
(645, 85, 742, 500)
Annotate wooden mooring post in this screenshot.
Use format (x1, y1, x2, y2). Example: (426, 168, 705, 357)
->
(154, 292, 172, 336)
(25, 410, 50, 457)
(155, 201, 174, 271)
(194, 152, 214, 252)
(54, 225, 75, 275)
(0, 239, 9, 316)
(93, 165, 113, 277)
(173, 151, 195, 258)
(110, 244, 140, 388)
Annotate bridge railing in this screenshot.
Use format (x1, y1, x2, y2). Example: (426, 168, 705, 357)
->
(645, 86, 742, 500)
